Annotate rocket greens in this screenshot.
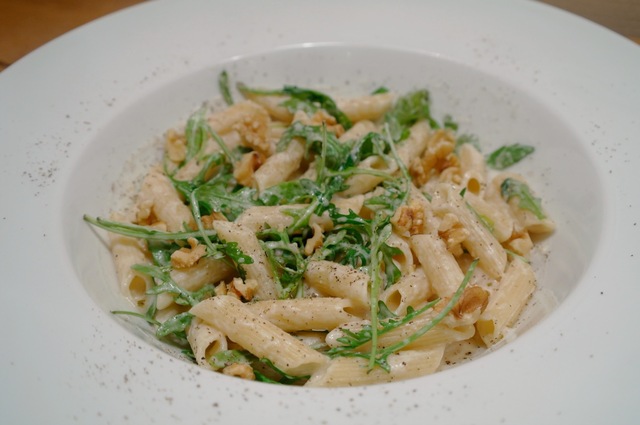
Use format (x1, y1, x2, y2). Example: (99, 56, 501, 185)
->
(84, 75, 552, 385)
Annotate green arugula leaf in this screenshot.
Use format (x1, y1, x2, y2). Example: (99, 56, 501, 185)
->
(183, 108, 211, 164)
(443, 114, 459, 131)
(384, 89, 437, 141)
(156, 312, 193, 339)
(277, 121, 352, 169)
(256, 358, 310, 385)
(135, 264, 200, 306)
(371, 86, 389, 94)
(328, 259, 479, 371)
(258, 228, 308, 299)
(209, 349, 254, 370)
(218, 70, 234, 106)
(486, 143, 535, 170)
(83, 215, 215, 241)
(455, 133, 481, 153)
(237, 83, 352, 130)
(192, 182, 258, 222)
(500, 178, 546, 219)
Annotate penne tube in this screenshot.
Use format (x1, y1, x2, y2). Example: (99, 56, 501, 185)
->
(380, 267, 431, 315)
(476, 259, 536, 346)
(339, 120, 378, 142)
(253, 138, 305, 190)
(135, 166, 194, 232)
(109, 232, 152, 307)
(304, 261, 370, 312)
(187, 317, 228, 370)
(397, 121, 431, 168)
(212, 220, 279, 300)
(236, 204, 307, 232)
(191, 296, 328, 375)
(305, 346, 445, 387)
(246, 298, 360, 332)
(438, 185, 507, 279)
(336, 92, 394, 122)
(411, 233, 465, 298)
(170, 256, 236, 292)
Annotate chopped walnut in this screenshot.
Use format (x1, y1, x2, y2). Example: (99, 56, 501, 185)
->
(170, 238, 207, 269)
(438, 213, 469, 257)
(222, 363, 255, 380)
(233, 151, 265, 187)
(228, 277, 258, 301)
(232, 103, 272, 156)
(434, 285, 490, 318)
(410, 129, 459, 186)
(391, 199, 425, 236)
(452, 285, 490, 318)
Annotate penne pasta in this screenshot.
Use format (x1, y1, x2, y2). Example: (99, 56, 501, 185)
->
(191, 296, 327, 375)
(306, 346, 445, 387)
(88, 81, 555, 387)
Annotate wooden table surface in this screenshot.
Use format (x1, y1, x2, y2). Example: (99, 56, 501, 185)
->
(0, 0, 638, 72)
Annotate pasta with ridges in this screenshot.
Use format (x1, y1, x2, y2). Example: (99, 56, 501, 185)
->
(84, 75, 555, 386)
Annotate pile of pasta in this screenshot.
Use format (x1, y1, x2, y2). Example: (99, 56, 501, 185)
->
(102, 84, 554, 387)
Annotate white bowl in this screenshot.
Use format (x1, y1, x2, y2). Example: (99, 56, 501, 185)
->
(67, 43, 602, 354)
(1, 1, 639, 424)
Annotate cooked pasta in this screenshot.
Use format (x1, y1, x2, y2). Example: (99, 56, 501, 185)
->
(85, 76, 555, 387)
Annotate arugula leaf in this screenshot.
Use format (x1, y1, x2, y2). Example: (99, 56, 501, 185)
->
(500, 178, 546, 219)
(147, 240, 180, 267)
(183, 108, 209, 164)
(135, 264, 201, 307)
(371, 86, 389, 94)
(192, 182, 258, 222)
(238, 83, 352, 130)
(384, 89, 437, 141)
(443, 114, 459, 131)
(327, 298, 439, 362)
(455, 133, 481, 153)
(277, 121, 352, 169)
(258, 178, 321, 206)
(83, 215, 215, 241)
(376, 300, 398, 320)
(218, 70, 234, 106)
(486, 143, 535, 170)
(328, 259, 479, 371)
(209, 349, 254, 370)
(208, 350, 310, 384)
(258, 228, 307, 298)
(373, 259, 479, 370)
(156, 312, 193, 339)
(256, 358, 310, 385)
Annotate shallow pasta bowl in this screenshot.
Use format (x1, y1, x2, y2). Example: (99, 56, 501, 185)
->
(1, 1, 639, 424)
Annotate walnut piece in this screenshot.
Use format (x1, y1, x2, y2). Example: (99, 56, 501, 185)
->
(222, 363, 255, 380)
(452, 285, 490, 318)
(170, 237, 206, 269)
(391, 199, 425, 236)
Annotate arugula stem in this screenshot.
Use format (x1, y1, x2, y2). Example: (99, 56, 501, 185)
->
(375, 259, 479, 364)
(83, 215, 216, 240)
(188, 191, 219, 254)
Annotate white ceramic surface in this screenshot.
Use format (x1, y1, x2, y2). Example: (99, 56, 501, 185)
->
(1, 1, 639, 424)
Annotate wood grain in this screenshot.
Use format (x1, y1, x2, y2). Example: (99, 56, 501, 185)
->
(0, 0, 638, 72)
(0, 0, 145, 70)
